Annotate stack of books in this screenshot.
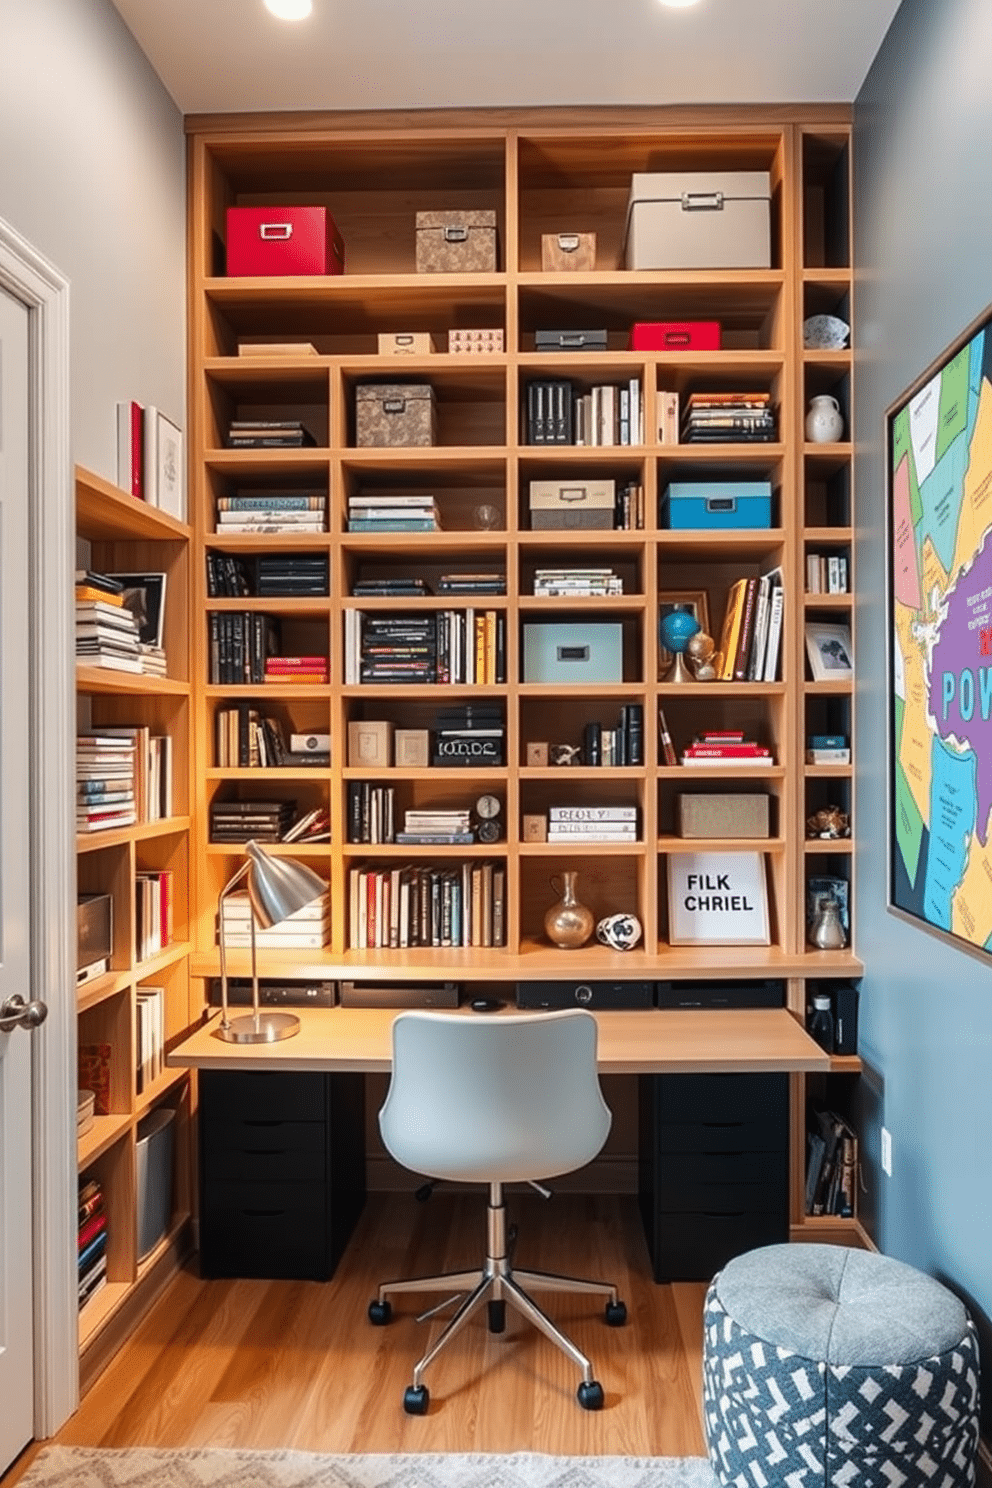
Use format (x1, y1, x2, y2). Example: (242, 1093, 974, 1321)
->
(546, 805, 639, 843)
(348, 862, 505, 949)
(139, 643, 167, 677)
(396, 807, 474, 845)
(437, 572, 506, 596)
(76, 571, 142, 674)
(347, 782, 396, 844)
(135, 869, 173, 960)
(351, 576, 430, 599)
(214, 491, 327, 535)
(135, 985, 165, 1094)
(433, 704, 505, 767)
(220, 888, 331, 949)
(208, 612, 280, 684)
(806, 734, 851, 765)
(256, 552, 329, 596)
(582, 705, 644, 766)
(225, 419, 316, 450)
(615, 481, 644, 530)
(533, 567, 623, 598)
(680, 391, 776, 443)
(78, 1178, 108, 1311)
(76, 733, 138, 833)
(714, 566, 784, 681)
(209, 798, 296, 843)
(347, 493, 440, 533)
(264, 654, 329, 685)
(680, 731, 773, 767)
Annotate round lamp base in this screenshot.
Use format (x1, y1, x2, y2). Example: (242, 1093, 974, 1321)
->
(218, 1011, 301, 1044)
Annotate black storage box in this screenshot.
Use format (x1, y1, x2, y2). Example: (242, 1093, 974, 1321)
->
(655, 979, 784, 1009)
(534, 329, 608, 353)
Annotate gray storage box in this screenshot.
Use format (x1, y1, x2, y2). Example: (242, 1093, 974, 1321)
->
(625, 171, 771, 270)
(355, 383, 437, 448)
(677, 793, 770, 839)
(136, 1105, 175, 1260)
(522, 622, 623, 684)
(529, 478, 615, 530)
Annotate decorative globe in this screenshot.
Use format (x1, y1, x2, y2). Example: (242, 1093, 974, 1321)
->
(659, 608, 701, 655)
(686, 630, 715, 664)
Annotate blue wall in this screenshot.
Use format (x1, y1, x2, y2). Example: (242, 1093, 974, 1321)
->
(854, 0, 991, 1428)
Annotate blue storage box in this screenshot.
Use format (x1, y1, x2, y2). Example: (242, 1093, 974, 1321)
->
(661, 480, 772, 530)
(522, 622, 623, 684)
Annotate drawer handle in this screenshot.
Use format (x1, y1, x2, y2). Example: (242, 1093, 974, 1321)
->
(242, 1208, 286, 1218)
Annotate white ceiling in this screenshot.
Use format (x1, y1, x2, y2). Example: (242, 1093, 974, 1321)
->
(110, 0, 903, 117)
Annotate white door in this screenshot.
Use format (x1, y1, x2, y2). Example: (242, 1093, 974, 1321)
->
(0, 283, 36, 1472)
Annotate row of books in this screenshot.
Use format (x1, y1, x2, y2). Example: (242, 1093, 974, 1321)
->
(546, 805, 638, 843)
(352, 572, 506, 598)
(214, 706, 329, 769)
(714, 566, 785, 682)
(347, 782, 396, 844)
(77, 727, 172, 833)
(805, 1107, 858, 1217)
(78, 1177, 108, 1311)
(347, 493, 440, 533)
(680, 391, 777, 444)
(115, 400, 184, 519)
(348, 862, 506, 949)
(219, 889, 331, 949)
(135, 984, 165, 1095)
(135, 871, 174, 963)
(207, 612, 279, 685)
(206, 549, 329, 597)
(524, 379, 643, 446)
(806, 552, 849, 593)
(344, 610, 507, 686)
(583, 706, 644, 767)
(532, 566, 624, 598)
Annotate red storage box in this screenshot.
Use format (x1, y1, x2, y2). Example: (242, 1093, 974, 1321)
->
(629, 321, 721, 351)
(226, 207, 345, 277)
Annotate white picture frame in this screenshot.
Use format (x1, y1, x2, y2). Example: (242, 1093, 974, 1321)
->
(667, 851, 770, 945)
(145, 407, 185, 521)
(804, 620, 853, 682)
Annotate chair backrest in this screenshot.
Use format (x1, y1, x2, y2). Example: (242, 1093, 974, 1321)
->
(379, 1009, 612, 1185)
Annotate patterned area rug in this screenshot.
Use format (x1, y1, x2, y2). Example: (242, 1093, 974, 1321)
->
(19, 1449, 719, 1488)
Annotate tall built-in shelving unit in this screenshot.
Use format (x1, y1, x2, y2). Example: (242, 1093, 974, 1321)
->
(75, 467, 196, 1386)
(184, 106, 863, 1244)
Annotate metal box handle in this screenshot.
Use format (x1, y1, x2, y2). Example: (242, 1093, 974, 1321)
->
(706, 497, 737, 513)
(681, 192, 724, 212)
(259, 222, 293, 240)
(443, 225, 469, 242)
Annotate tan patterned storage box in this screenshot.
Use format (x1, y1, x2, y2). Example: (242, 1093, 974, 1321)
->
(355, 383, 437, 447)
(541, 232, 597, 271)
(415, 210, 497, 273)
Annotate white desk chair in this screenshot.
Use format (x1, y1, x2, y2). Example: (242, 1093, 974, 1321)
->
(368, 1008, 627, 1414)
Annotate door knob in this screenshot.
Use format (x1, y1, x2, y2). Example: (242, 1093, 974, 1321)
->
(0, 994, 49, 1033)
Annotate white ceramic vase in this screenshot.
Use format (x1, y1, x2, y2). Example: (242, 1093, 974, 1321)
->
(805, 394, 844, 443)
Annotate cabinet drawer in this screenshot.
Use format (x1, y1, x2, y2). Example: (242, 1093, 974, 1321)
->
(200, 1181, 328, 1281)
(644, 1209, 787, 1284)
(203, 1116, 326, 1158)
(654, 1119, 786, 1155)
(202, 1131, 326, 1186)
(658, 1149, 785, 1187)
(199, 1069, 328, 1123)
(648, 1072, 788, 1123)
(653, 1177, 785, 1214)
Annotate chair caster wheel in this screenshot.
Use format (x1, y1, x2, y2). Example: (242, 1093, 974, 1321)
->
(605, 1300, 627, 1326)
(368, 1300, 392, 1325)
(488, 1300, 506, 1333)
(403, 1384, 429, 1415)
(577, 1379, 604, 1410)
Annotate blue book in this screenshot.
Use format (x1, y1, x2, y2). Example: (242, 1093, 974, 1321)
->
(807, 734, 847, 748)
(347, 518, 437, 532)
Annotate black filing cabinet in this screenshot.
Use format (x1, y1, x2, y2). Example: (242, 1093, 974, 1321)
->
(638, 1072, 789, 1282)
(199, 1069, 366, 1280)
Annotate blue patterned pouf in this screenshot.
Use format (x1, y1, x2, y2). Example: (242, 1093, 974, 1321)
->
(703, 1244, 980, 1488)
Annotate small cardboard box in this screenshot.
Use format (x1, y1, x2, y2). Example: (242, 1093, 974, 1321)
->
(522, 814, 548, 842)
(377, 332, 436, 356)
(415, 210, 497, 273)
(226, 206, 345, 277)
(529, 478, 615, 530)
(448, 328, 504, 354)
(355, 383, 437, 448)
(522, 622, 623, 684)
(347, 720, 393, 767)
(677, 793, 770, 839)
(394, 729, 430, 767)
(625, 171, 771, 270)
(541, 232, 597, 271)
(661, 480, 772, 530)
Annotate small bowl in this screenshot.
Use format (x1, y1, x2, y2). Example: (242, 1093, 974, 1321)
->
(803, 314, 850, 350)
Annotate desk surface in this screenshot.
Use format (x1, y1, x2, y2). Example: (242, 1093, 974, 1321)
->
(168, 1005, 830, 1075)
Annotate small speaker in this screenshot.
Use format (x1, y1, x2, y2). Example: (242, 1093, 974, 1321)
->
(832, 982, 859, 1055)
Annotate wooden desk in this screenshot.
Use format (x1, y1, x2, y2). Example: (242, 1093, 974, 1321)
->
(168, 1005, 830, 1075)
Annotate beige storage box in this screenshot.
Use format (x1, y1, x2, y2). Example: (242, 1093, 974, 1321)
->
(415, 210, 497, 273)
(625, 171, 771, 270)
(677, 793, 770, 839)
(377, 332, 436, 356)
(541, 232, 597, 271)
(529, 478, 615, 530)
(347, 720, 393, 767)
(355, 383, 437, 447)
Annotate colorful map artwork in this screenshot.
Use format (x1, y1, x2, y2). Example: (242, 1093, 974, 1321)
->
(889, 318, 992, 954)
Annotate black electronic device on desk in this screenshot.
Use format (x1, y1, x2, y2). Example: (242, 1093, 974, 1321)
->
(517, 979, 654, 1010)
(208, 977, 336, 1008)
(655, 979, 784, 1009)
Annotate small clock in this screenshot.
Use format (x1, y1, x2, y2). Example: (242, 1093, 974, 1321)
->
(476, 793, 500, 820)
(475, 793, 502, 843)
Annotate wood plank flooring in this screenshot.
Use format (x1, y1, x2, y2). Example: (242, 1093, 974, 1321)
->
(5, 1194, 708, 1482)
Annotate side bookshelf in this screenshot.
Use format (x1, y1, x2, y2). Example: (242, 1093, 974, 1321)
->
(185, 107, 864, 1248)
(75, 465, 196, 1384)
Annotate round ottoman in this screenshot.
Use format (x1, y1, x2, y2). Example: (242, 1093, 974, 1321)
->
(703, 1244, 980, 1488)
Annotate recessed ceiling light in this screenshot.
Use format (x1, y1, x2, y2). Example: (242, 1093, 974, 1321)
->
(658, 0, 702, 7)
(264, 0, 313, 19)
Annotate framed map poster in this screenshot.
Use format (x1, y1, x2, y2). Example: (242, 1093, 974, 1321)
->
(887, 303, 992, 958)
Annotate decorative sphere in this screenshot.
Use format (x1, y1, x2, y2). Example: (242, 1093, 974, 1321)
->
(686, 630, 715, 663)
(595, 913, 643, 952)
(659, 608, 701, 655)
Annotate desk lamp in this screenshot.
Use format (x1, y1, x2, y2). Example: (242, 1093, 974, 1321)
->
(217, 840, 326, 1043)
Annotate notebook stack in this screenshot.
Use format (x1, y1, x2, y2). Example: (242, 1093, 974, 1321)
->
(219, 887, 331, 949)
(347, 493, 440, 532)
(209, 798, 296, 843)
(76, 570, 142, 673)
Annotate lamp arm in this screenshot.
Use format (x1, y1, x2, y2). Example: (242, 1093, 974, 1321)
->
(218, 860, 252, 1031)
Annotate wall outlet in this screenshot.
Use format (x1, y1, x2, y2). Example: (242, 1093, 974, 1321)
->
(880, 1125, 892, 1176)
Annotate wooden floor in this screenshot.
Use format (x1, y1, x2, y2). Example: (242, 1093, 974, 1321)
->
(6, 1193, 708, 1481)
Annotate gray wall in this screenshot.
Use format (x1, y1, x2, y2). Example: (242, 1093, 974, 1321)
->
(854, 0, 991, 1427)
(0, 0, 185, 479)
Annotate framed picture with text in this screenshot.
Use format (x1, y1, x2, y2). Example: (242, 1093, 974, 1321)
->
(667, 851, 770, 946)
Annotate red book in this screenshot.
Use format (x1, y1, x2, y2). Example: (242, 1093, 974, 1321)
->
(684, 746, 770, 757)
(116, 401, 144, 501)
(265, 657, 328, 670)
(78, 1212, 107, 1251)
